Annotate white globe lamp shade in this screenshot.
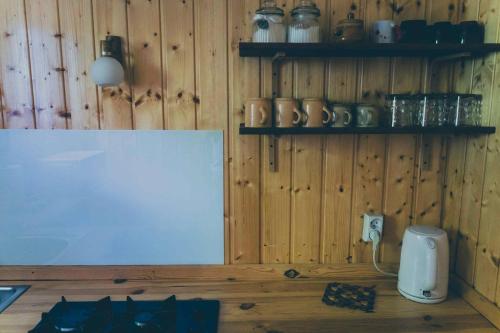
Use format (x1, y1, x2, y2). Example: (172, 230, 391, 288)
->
(91, 56, 124, 87)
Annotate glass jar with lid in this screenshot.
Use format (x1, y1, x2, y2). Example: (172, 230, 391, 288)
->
(252, 0, 286, 43)
(288, 0, 321, 43)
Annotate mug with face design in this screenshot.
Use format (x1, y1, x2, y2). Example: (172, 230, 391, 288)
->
(355, 104, 380, 127)
(302, 98, 334, 127)
(331, 103, 353, 127)
(275, 98, 303, 128)
(244, 98, 272, 128)
(371, 20, 397, 43)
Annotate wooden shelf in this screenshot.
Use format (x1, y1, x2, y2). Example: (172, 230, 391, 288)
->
(239, 124, 496, 135)
(239, 42, 500, 58)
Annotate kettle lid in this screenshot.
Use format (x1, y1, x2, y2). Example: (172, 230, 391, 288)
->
(408, 225, 445, 236)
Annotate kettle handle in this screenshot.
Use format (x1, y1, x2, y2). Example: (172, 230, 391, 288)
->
(422, 237, 438, 291)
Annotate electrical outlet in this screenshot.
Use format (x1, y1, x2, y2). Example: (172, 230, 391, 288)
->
(362, 213, 384, 242)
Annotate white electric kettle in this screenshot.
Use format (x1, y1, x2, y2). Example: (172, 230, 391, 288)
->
(398, 225, 449, 304)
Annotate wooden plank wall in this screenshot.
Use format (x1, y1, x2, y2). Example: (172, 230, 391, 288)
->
(0, 0, 499, 308)
(451, 0, 500, 310)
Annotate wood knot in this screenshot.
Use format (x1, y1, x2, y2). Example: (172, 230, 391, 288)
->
(192, 95, 200, 104)
(58, 111, 71, 119)
(284, 269, 300, 279)
(132, 289, 145, 295)
(113, 278, 127, 284)
(239, 303, 255, 310)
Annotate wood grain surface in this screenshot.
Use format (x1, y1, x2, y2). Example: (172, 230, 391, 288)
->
(0, 275, 497, 333)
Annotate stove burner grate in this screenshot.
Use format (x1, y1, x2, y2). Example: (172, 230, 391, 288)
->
(28, 295, 219, 333)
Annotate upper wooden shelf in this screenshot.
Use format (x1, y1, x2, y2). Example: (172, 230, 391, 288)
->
(239, 42, 500, 58)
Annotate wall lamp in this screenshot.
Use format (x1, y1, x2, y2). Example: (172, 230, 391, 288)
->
(91, 35, 125, 87)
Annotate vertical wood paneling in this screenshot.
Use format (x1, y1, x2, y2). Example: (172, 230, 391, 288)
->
(442, 135, 467, 268)
(26, 0, 67, 129)
(261, 0, 294, 264)
(59, 0, 99, 129)
(321, 0, 360, 264)
(380, 0, 425, 263)
(381, 136, 417, 262)
(412, 0, 459, 228)
(93, 0, 133, 129)
(228, 0, 260, 264)
(127, 0, 163, 129)
(474, 0, 500, 302)
(456, 0, 500, 285)
(0, 0, 35, 129)
(195, 0, 228, 131)
(413, 136, 446, 225)
(291, 0, 328, 264)
(350, 0, 391, 263)
(161, 0, 196, 130)
(442, 0, 478, 271)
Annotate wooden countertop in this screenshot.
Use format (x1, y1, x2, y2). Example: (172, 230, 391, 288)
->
(0, 277, 497, 333)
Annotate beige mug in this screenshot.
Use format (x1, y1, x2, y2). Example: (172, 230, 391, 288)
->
(302, 98, 334, 127)
(275, 98, 302, 128)
(245, 98, 272, 128)
(331, 103, 353, 127)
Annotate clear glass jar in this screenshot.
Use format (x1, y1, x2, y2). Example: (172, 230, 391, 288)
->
(386, 94, 418, 127)
(418, 94, 449, 127)
(252, 0, 286, 43)
(288, 0, 321, 43)
(448, 94, 482, 126)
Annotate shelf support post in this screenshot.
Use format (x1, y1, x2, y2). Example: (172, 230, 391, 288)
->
(269, 52, 286, 172)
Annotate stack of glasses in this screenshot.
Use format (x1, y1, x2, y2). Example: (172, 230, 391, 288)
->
(385, 93, 482, 128)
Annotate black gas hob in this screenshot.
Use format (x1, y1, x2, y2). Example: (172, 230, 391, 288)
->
(28, 295, 220, 333)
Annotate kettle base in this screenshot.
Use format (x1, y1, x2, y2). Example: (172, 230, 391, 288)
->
(398, 287, 446, 304)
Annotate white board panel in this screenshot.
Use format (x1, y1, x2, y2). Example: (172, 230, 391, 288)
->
(0, 130, 224, 265)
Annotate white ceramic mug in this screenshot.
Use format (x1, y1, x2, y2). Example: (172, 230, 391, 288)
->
(371, 20, 396, 43)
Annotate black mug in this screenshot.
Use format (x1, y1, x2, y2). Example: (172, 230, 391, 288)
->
(400, 20, 427, 43)
(457, 21, 485, 44)
(431, 21, 459, 44)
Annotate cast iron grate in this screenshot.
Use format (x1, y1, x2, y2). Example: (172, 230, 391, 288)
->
(322, 282, 376, 313)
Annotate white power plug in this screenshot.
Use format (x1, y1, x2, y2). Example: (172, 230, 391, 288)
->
(362, 213, 384, 242)
(362, 213, 398, 277)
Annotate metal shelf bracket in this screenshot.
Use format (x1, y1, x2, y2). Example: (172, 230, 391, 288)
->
(269, 52, 286, 172)
(428, 52, 472, 91)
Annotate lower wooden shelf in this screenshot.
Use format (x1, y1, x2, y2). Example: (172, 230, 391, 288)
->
(239, 124, 496, 135)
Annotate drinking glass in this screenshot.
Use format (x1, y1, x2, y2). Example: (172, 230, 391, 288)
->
(449, 94, 482, 126)
(386, 94, 418, 127)
(419, 94, 449, 127)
